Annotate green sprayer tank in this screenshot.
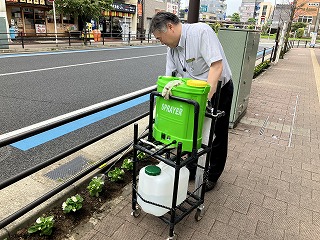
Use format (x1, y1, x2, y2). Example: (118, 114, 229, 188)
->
(153, 76, 210, 152)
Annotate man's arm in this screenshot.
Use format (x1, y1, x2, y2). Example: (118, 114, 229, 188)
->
(207, 60, 223, 100)
(166, 48, 177, 76)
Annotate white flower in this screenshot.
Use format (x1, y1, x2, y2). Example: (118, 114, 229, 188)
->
(62, 202, 67, 210)
(71, 196, 77, 202)
(36, 217, 42, 224)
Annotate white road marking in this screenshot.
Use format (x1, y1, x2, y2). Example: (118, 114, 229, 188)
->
(0, 53, 166, 77)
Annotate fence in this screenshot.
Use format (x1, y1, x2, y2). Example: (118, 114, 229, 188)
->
(0, 31, 156, 49)
(0, 86, 156, 232)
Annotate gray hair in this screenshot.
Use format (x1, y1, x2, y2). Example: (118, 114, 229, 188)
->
(149, 12, 180, 34)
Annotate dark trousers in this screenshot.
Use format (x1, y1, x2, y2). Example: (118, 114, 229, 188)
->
(208, 79, 234, 182)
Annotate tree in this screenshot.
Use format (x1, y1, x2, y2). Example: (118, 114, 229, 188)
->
(54, 0, 112, 23)
(210, 22, 221, 33)
(248, 18, 256, 24)
(231, 13, 240, 22)
(291, 22, 307, 32)
(261, 23, 269, 35)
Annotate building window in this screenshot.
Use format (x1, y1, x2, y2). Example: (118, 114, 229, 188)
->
(262, 5, 267, 16)
(24, 8, 34, 29)
(63, 14, 75, 24)
(47, 13, 62, 24)
(34, 9, 45, 24)
(298, 16, 313, 23)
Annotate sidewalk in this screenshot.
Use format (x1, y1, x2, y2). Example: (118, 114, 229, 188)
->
(72, 47, 320, 240)
(0, 40, 155, 53)
(1, 45, 320, 240)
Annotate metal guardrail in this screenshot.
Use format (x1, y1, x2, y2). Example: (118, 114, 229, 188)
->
(0, 31, 156, 49)
(0, 85, 156, 229)
(256, 46, 274, 63)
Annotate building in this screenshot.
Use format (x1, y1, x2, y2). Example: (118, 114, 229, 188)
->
(294, 0, 320, 33)
(199, 0, 227, 21)
(3, 0, 140, 36)
(5, 0, 55, 34)
(256, 2, 273, 27)
(239, 0, 263, 22)
(270, 4, 291, 29)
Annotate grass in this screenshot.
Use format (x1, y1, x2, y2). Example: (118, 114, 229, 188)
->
(260, 34, 320, 43)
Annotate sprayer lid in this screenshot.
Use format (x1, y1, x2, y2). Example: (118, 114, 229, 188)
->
(145, 165, 161, 176)
(186, 80, 207, 88)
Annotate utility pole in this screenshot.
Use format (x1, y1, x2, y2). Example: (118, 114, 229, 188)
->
(314, 2, 320, 34)
(187, 0, 200, 23)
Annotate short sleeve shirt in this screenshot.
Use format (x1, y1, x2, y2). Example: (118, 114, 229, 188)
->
(165, 23, 232, 86)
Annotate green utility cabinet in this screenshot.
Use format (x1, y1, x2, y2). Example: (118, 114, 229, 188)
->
(218, 28, 260, 128)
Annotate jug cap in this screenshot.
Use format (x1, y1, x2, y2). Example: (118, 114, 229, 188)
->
(145, 165, 161, 176)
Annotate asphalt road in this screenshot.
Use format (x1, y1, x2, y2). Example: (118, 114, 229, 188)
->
(0, 45, 167, 182)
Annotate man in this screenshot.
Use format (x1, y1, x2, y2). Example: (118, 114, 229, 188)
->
(149, 12, 233, 191)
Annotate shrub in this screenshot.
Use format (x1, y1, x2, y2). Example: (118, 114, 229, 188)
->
(28, 215, 54, 236)
(62, 194, 84, 213)
(296, 28, 304, 38)
(108, 167, 125, 182)
(121, 158, 133, 171)
(87, 175, 105, 197)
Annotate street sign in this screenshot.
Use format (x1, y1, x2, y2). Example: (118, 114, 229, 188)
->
(308, 3, 319, 7)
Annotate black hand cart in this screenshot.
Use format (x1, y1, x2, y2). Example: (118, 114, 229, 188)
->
(131, 81, 224, 240)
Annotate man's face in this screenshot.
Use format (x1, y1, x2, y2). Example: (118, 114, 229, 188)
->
(153, 23, 179, 48)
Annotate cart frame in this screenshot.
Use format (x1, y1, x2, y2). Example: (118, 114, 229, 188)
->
(131, 81, 223, 239)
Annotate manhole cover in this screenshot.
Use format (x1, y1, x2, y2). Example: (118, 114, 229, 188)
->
(45, 156, 90, 180)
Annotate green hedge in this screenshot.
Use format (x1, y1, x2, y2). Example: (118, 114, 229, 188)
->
(253, 60, 271, 78)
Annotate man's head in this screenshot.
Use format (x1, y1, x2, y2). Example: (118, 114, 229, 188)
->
(149, 12, 182, 48)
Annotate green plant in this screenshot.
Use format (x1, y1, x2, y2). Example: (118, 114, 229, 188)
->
(121, 158, 133, 171)
(210, 22, 221, 33)
(28, 215, 54, 236)
(296, 28, 304, 38)
(87, 175, 105, 197)
(108, 167, 125, 182)
(254, 60, 270, 78)
(137, 151, 146, 160)
(62, 194, 84, 213)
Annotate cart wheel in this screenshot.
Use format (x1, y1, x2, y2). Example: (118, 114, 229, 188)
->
(166, 233, 177, 240)
(131, 207, 141, 218)
(195, 208, 204, 221)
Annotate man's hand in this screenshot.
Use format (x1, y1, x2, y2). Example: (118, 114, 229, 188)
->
(161, 80, 183, 100)
(206, 99, 214, 115)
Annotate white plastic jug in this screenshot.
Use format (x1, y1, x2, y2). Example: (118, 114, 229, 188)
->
(137, 161, 189, 216)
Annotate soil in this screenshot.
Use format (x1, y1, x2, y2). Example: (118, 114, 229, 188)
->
(10, 156, 157, 240)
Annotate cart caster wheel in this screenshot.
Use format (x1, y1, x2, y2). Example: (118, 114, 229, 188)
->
(166, 233, 177, 240)
(195, 208, 204, 221)
(131, 207, 141, 218)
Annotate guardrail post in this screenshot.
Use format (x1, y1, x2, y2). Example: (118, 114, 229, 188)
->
(20, 31, 24, 49)
(68, 31, 71, 46)
(128, 31, 131, 45)
(270, 46, 274, 62)
(262, 48, 266, 62)
(305, 41, 307, 48)
(297, 40, 300, 48)
(148, 33, 150, 43)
